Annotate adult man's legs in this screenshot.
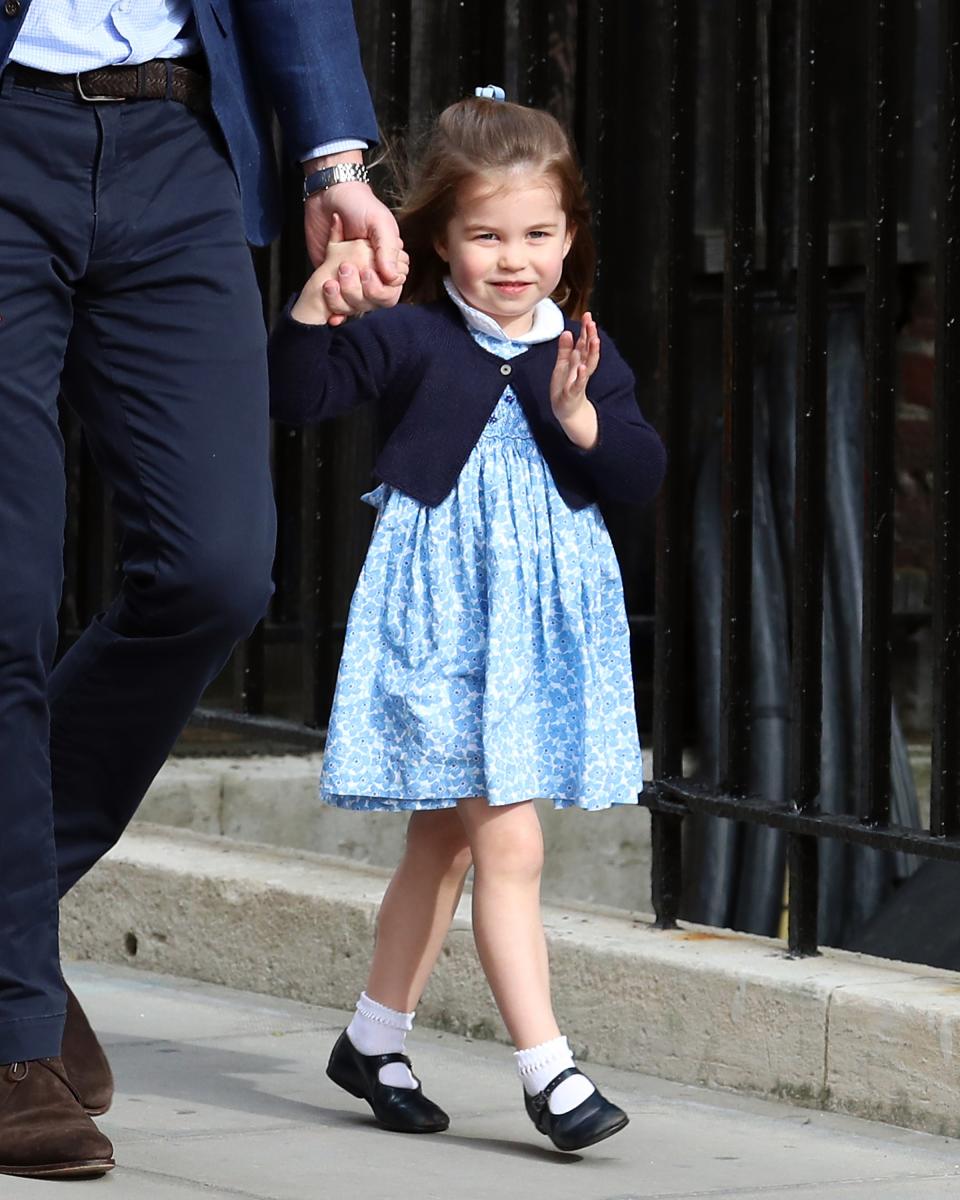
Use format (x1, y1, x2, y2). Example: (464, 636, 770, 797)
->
(0, 76, 115, 1178)
(0, 78, 274, 1179)
(50, 97, 276, 895)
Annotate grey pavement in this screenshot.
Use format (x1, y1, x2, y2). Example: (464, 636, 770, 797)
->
(8, 962, 960, 1200)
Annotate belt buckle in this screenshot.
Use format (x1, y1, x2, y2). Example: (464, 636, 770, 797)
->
(75, 72, 125, 103)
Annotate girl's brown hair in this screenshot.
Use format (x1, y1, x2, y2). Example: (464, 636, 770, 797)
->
(396, 97, 595, 318)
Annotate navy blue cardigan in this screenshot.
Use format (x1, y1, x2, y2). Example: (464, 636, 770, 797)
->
(268, 297, 666, 510)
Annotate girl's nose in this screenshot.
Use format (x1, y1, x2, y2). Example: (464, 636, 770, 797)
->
(497, 244, 525, 270)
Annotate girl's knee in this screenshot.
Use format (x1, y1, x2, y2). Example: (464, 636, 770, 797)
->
(406, 809, 472, 873)
(491, 830, 544, 882)
(465, 802, 545, 881)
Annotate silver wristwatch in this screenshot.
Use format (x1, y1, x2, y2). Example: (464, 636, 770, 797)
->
(302, 161, 371, 201)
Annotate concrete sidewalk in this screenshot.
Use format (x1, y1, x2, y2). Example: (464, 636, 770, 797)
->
(60, 824, 960, 1140)
(8, 963, 960, 1200)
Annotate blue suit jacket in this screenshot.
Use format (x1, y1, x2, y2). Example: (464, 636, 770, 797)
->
(0, 0, 379, 245)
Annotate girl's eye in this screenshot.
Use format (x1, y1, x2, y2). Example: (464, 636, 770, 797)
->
(475, 233, 497, 242)
(528, 231, 549, 240)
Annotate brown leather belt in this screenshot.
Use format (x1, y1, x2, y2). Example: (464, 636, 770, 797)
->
(8, 58, 211, 114)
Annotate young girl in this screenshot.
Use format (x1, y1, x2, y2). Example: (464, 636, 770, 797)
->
(269, 90, 666, 1152)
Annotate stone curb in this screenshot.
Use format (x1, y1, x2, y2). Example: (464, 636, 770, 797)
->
(136, 753, 662, 914)
(61, 823, 960, 1139)
(136, 749, 933, 916)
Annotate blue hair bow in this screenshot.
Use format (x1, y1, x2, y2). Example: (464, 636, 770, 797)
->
(474, 85, 506, 101)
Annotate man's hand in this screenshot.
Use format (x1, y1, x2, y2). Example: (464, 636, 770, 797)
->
(291, 215, 408, 326)
(303, 151, 405, 320)
(550, 312, 601, 450)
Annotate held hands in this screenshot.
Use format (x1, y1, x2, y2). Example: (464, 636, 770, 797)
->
(550, 312, 600, 451)
(291, 214, 410, 327)
(304, 172, 406, 318)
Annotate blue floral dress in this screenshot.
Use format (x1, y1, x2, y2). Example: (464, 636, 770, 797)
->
(319, 321, 644, 812)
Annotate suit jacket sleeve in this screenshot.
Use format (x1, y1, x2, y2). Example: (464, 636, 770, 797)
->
(234, 0, 379, 157)
(268, 302, 414, 425)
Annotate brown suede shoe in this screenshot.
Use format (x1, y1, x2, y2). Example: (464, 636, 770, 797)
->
(0, 1057, 114, 1179)
(62, 983, 115, 1115)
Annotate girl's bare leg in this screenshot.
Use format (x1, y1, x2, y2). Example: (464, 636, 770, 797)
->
(456, 797, 561, 1049)
(364, 807, 473, 1011)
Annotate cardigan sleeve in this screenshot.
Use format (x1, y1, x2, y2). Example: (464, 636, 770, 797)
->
(268, 302, 416, 425)
(565, 328, 666, 507)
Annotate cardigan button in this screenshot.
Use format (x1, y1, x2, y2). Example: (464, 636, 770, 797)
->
(499, 363, 512, 376)
(3, 0, 23, 16)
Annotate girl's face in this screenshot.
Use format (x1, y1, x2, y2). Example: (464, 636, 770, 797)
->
(434, 168, 573, 337)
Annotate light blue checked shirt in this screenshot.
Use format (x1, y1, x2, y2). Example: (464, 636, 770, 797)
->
(12, 0, 199, 72)
(11, 1, 366, 160)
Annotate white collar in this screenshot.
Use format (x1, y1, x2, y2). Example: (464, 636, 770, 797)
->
(443, 277, 565, 344)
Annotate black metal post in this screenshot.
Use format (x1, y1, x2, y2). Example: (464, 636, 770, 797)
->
(231, 623, 265, 716)
(860, 0, 899, 828)
(787, 830, 819, 954)
(575, 0, 604, 228)
(765, 0, 798, 291)
(652, 0, 697, 929)
(651, 809, 684, 930)
(787, 0, 828, 956)
(719, 0, 757, 793)
(931, 0, 960, 839)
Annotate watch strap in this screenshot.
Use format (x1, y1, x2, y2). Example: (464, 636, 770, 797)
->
(303, 161, 371, 201)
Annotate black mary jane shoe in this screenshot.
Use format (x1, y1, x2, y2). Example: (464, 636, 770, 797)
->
(524, 1067, 629, 1152)
(326, 1030, 450, 1134)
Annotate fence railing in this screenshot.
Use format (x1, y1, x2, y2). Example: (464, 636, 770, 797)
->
(647, 0, 960, 957)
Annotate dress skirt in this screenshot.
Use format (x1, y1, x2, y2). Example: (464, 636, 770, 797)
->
(320, 388, 644, 812)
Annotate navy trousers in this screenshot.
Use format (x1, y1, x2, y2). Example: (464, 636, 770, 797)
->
(0, 73, 276, 1062)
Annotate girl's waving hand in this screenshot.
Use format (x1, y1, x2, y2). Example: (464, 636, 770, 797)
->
(550, 311, 601, 450)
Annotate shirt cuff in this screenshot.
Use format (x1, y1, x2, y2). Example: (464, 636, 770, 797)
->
(300, 139, 369, 163)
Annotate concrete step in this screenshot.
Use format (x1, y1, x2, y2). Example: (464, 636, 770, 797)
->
(136, 751, 665, 913)
(61, 822, 960, 1140)
(137, 743, 933, 917)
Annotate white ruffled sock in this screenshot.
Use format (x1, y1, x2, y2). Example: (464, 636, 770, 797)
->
(515, 1035, 596, 1115)
(346, 991, 418, 1089)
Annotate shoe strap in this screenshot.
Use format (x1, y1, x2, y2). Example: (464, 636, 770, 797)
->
(541, 1065, 583, 1101)
(372, 1051, 413, 1070)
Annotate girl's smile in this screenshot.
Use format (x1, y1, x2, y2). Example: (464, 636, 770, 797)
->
(434, 170, 574, 336)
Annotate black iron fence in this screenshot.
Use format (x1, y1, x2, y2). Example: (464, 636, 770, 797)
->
(649, 0, 960, 957)
(58, 1, 959, 956)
